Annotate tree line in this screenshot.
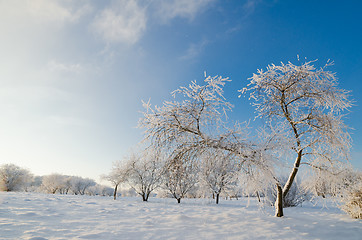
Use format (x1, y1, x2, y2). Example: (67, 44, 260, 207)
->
(0, 163, 113, 197)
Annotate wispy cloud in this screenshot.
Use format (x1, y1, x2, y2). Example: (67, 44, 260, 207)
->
(154, 0, 214, 23)
(243, 0, 262, 17)
(90, 0, 146, 45)
(224, 0, 262, 36)
(47, 60, 83, 74)
(180, 39, 208, 60)
(0, 0, 92, 26)
(89, 0, 214, 46)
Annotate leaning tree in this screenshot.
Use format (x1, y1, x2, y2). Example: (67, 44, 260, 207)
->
(242, 60, 352, 217)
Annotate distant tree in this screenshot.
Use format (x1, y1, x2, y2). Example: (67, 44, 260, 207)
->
(69, 176, 96, 195)
(163, 150, 199, 203)
(59, 176, 73, 194)
(0, 163, 33, 192)
(102, 160, 130, 200)
(126, 148, 165, 201)
(41, 173, 67, 194)
(200, 149, 240, 204)
(28, 176, 43, 192)
(86, 184, 113, 196)
(119, 188, 138, 197)
(242, 60, 352, 217)
(306, 168, 362, 198)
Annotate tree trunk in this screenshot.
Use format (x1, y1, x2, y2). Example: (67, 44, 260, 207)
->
(283, 150, 303, 198)
(142, 192, 149, 202)
(216, 193, 220, 204)
(256, 191, 261, 203)
(113, 184, 118, 200)
(177, 198, 181, 204)
(275, 184, 284, 217)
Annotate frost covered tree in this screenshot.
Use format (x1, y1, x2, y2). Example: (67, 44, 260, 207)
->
(28, 176, 43, 192)
(139, 75, 252, 203)
(102, 160, 130, 200)
(69, 176, 96, 195)
(162, 150, 199, 203)
(341, 175, 362, 219)
(0, 163, 33, 192)
(125, 148, 165, 201)
(309, 168, 362, 219)
(200, 149, 240, 204)
(41, 173, 67, 194)
(242, 60, 352, 217)
(86, 184, 114, 196)
(140, 75, 251, 160)
(59, 176, 73, 194)
(306, 168, 362, 199)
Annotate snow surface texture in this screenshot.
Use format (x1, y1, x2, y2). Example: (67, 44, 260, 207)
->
(0, 192, 361, 240)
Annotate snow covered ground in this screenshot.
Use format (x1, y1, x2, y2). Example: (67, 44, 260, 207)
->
(0, 192, 361, 240)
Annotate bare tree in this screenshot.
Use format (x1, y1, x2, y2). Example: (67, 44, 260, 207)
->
(0, 163, 33, 192)
(126, 148, 165, 201)
(242, 60, 352, 217)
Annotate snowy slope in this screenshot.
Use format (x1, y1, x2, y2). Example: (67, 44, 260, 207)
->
(0, 192, 361, 240)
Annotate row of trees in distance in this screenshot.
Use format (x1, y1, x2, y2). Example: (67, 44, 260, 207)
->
(0, 163, 114, 196)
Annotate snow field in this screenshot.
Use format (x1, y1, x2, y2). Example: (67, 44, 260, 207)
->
(0, 192, 361, 240)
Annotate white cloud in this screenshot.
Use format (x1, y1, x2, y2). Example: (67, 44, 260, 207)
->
(0, 0, 92, 26)
(91, 0, 146, 45)
(89, 0, 215, 45)
(154, 0, 214, 23)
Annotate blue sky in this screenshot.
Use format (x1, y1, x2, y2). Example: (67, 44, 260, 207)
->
(1, 0, 361, 181)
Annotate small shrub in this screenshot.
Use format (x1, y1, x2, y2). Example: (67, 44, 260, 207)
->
(341, 185, 362, 219)
(265, 177, 311, 208)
